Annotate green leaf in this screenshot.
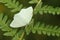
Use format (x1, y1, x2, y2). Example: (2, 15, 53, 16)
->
(2, 15, 7, 23)
(12, 30, 24, 40)
(29, 0, 39, 4)
(32, 22, 40, 33)
(0, 13, 12, 31)
(3, 29, 17, 36)
(0, 0, 23, 12)
(11, 4, 23, 12)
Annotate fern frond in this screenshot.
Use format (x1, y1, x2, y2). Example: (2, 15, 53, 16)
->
(0, 13, 17, 36)
(33, 0, 60, 15)
(3, 29, 17, 36)
(12, 30, 24, 40)
(32, 22, 60, 36)
(25, 19, 60, 36)
(0, 13, 12, 31)
(39, 5, 60, 15)
(0, 0, 23, 12)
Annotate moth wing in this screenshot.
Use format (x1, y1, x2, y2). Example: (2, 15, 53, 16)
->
(10, 16, 27, 28)
(10, 7, 33, 28)
(19, 7, 33, 23)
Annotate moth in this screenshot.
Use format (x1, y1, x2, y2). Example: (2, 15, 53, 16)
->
(10, 6, 33, 28)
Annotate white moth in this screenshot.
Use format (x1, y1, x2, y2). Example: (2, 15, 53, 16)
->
(10, 6, 33, 28)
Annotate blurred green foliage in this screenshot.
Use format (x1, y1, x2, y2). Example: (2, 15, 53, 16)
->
(0, 0, 60, 40)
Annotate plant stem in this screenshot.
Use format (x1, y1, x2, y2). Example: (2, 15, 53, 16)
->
(34, 0, 42, 10)
(19, 32, 25, 40)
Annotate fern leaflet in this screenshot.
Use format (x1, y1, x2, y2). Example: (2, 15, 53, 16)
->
(0, 0, 23, 12)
